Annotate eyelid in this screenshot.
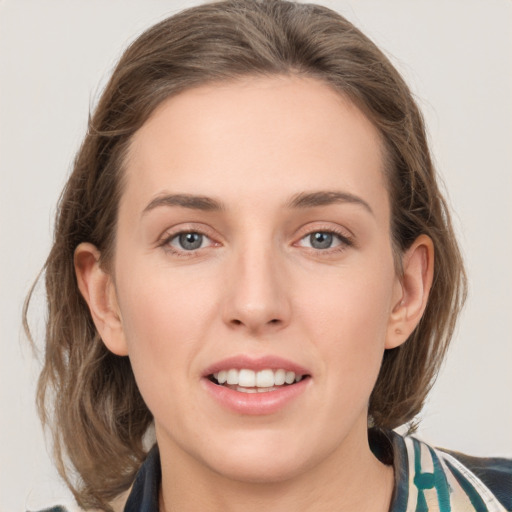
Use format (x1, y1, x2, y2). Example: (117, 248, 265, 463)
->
(157, 223, 221, 253)
(293, 223, 355, 251)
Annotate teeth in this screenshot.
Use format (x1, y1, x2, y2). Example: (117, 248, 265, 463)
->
(237, 387, 259, 393)
(256, 369, 274, 387)
(274, 369, 286, 385)
(285, 371, 295, 384)
(211, 369, 305, 388)
(227, 369, 238, 385)
(239, 369, 256, 387)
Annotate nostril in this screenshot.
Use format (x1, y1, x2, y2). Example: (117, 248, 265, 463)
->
(228, 317, 284, 329)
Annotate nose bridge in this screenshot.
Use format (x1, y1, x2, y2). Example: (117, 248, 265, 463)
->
(223, 232, 290, 333)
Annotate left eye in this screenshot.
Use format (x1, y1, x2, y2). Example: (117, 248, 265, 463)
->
(299, 231, 344, 250)
(168, 232, 210, 251)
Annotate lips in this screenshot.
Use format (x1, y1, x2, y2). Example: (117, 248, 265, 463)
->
(202, 355, 311, 415)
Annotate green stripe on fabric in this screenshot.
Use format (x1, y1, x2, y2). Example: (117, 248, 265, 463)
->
(412, 439, 454, 512)
(413, 438, 431, 512)
(428, 447, 452, 512)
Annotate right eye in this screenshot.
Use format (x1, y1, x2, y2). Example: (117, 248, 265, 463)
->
(167, 231, 212, 251)
(300, 231, 340, 250)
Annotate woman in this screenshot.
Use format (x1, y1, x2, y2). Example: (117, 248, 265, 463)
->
(24, 0, 511, 511)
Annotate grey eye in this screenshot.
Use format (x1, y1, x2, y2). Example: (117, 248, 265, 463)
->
(176, 232, 204, 250)
(309, 232, 334, 249)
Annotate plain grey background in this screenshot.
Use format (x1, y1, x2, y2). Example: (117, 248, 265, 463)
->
(1, 1, 511, 510)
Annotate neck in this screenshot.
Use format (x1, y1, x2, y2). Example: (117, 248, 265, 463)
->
(157, 422, 394, 512)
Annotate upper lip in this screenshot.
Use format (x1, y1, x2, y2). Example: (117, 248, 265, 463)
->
(202, 355, 310, 377)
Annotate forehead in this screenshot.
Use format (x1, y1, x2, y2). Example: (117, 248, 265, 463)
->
(122, 75, 388, 218)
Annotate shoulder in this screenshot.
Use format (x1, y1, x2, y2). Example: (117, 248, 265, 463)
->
(438, 446, 512, 511)
(394, 432, 512, 511)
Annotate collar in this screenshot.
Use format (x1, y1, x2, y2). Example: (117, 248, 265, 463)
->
(123, 444, 161, 512)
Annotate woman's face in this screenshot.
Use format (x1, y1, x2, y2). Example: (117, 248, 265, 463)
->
(111, 75, 403, 482)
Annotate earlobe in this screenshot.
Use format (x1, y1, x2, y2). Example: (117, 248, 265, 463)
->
(74, 242, 129, 356)
(385, 234, 434, 349)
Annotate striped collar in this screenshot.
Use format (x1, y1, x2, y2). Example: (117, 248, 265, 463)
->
(386, 430, 512, 512)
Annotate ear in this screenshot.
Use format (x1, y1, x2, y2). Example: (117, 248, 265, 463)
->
(74, 242, 129, 356)
(386, 234, 434, 349)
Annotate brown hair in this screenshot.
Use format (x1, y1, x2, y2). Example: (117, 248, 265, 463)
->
(24, 0, 466, 509)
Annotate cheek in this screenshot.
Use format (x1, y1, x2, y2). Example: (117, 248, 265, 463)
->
(118, 254, 217, 336)
(301, 262, 394, 343)
(113, 262, 220, 399)
(297, 256, 396, 391)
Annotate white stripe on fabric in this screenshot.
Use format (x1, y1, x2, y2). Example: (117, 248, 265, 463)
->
(435, 450, 477, 511)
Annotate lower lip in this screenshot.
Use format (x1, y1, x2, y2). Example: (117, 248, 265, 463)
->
(202, 377, 310, 415)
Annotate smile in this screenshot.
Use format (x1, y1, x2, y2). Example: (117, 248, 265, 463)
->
(209, 368, 305, 393)
(202, 355, 311, 414)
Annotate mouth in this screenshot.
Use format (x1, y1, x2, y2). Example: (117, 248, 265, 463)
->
(202, 355, 311, 414)
(207, 368, 310, 394)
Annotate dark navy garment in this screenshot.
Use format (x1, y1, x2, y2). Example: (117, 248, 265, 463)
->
(123, 444, 161, 512)
(33, 430, 512, 511)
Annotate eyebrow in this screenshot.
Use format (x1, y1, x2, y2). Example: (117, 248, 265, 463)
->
(287, 191, 374, 215)
(142, 193, 225, 216)
(141, 190, 373, 216)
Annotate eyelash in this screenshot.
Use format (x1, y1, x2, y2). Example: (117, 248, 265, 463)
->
(158, 227, 354, 257)
(159, 228, 217, 258)
(295, 227, 354, 254)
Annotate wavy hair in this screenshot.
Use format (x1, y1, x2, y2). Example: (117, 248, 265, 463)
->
(24, 0, 466, 509)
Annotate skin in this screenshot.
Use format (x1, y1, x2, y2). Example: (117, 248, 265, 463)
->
(75, 75, 433, 512)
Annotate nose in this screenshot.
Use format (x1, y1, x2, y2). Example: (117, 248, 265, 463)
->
(222, 244, 291, 335)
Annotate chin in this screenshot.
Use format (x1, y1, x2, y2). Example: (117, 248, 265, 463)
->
(208, 453, 310, 484)
(195, 431, 322, 484)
